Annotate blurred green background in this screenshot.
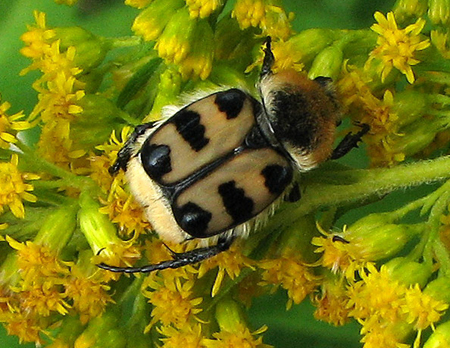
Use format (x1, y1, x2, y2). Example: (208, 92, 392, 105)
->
(0, 0, 395, 347)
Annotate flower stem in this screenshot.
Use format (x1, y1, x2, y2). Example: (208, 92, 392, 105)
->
(264, 156, 450, 234)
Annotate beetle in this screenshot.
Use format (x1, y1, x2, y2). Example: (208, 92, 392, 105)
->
(98, 37, 368, 273)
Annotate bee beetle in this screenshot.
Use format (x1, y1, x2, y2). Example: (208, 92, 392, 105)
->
(98, 37, 368, 273)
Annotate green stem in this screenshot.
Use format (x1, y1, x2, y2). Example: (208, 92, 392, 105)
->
(107, 36, 142, 49)
(264, 156, 450, 234)
(16, 142, 99, 193)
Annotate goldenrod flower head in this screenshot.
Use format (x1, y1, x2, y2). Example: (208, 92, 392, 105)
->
(367, 11, 430, 84)
(6, 236, 70, 287)
(198, 242, 254, 297)
(232, 0, 266, 30)
(99, 184, 151, 238)
(132, 0, 185, 42)
(259, 255, 318, 309)
(18, 283, 71, 316)
(259, 4, 293, 40)
(177, 20, 214, 80)
(203, 323, 272, 348)
(0, 154, 39, 219)
(155, 8, 197, 64)
(403, 284, 448, 331)
(0, 100, 31, 149)
(232, 0, 292, 40)
(64, 266, 113, 324)
(313, 274, 351, 326)
(158, 324, 204, 348)
(186, 0, 223, 18)
(143, 275, 203, 329)
(20, 11, 56, 60)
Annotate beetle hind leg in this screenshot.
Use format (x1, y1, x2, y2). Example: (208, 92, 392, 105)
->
(97, 235, 235, 274)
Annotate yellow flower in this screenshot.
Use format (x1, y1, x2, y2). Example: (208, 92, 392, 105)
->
(132, 0, 184, 42)
(99, 183, 151, 238)
(313, 278, 351, 326)
(258, 255, 318, 309)
(367, 11, 430, 84)
(143, 275, 203, 329)
(6, 236, 70, 288)
(185, 0, 223, 18)
(4, 312, 45, 344)
(158, 324, 205, 348)
(197, 242, 254, 297)
(92, 127, 132, 192)
(20, 11, 56, 61)
(203, 324, 272, 348)
(232, 0, 266, 29)
(0, 154, 39, 219)
(403, 284, 448, 331)
(232, 0, 292, 40)
(0, 100, 31, 149)
(64, 266, 113, 324)
(19, 283, 70, 316)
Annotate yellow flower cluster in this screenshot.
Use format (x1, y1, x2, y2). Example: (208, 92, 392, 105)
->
(1, 0, 450, 347)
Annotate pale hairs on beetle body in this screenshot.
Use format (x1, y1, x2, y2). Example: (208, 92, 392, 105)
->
(98, 37, 368, 273)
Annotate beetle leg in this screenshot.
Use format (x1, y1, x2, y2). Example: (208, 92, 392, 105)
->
(330, 123, 370, 160)
(97, 235, 235, 273)
(109, 122, 156, 175)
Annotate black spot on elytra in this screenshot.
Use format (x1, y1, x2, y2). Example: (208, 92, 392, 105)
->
(215, 89, 246, 119)
(261, 164, 292, 195)
(174, 202, 212, 237)
(171, 109, 209, 151)
(140, 141, 172, 181)
(218, 181, 254, 224)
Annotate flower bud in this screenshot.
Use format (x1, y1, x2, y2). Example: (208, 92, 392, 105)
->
(393, 0, 427, 19)
(72, 94, 127, 148)
(428, 0, 450, 25)
(424, 277, 450, 303)
(342, 214, 422, 261)
(54, 27, 109, 71)
(288, 29, 339, 64)
(390, 118, 442, 157)
(74, 311, 126, 348)
(215, 298, 246, 332)
(131, 0, 185, 41)
(392, 90, 428, 128)
(423, 321, 450, 348)
(384, 257, 431, 287)
(34, 203, 78, 252)
(308, 45, 344, 81)
(78, 192, 119, 256)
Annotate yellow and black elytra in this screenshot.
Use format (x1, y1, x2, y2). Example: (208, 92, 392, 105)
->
(98, 37, 368, 273)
